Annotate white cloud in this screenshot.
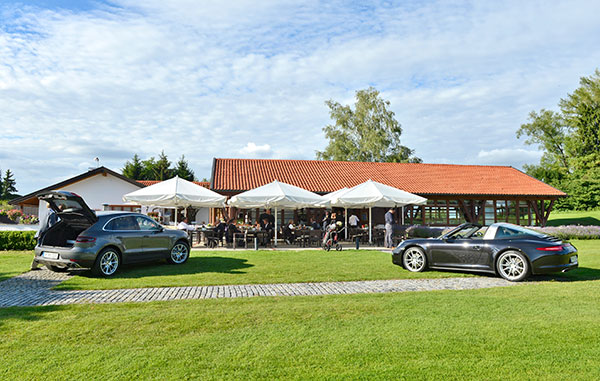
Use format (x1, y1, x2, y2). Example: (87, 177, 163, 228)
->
(477, 148, 543, 168)
(239, 142, 272, 157)
(0, 0, 599, 193)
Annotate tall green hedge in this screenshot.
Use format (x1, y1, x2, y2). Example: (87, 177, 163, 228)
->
(0, 231, 36, 250)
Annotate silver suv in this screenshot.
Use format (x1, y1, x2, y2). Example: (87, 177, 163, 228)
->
(33, 191, 190, 276)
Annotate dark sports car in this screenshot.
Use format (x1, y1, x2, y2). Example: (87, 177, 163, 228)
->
(392, 223, 578, 281)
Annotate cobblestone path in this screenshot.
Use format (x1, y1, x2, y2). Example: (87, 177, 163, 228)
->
(0, 269, 516, 308)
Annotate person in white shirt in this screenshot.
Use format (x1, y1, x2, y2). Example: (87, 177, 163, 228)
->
(349, 213, 359, 227)
(177, 218, 195, 231)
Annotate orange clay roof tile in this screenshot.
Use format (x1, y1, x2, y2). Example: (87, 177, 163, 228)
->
(211, 158, 566, 197)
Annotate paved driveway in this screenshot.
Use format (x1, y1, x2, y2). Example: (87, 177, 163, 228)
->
(0, 269, 516, 308)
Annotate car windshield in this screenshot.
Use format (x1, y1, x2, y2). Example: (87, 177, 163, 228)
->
(446, 225, 487, 239)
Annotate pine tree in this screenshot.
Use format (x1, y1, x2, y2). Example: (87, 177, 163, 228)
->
(174, 155, 195, 181)
(122, 154, 144, 180)
(1, 169, 17, 198)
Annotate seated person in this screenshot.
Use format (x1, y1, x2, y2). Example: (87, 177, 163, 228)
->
(213, 219, 226, 241)
(177, 217, 195, 231)
(262, 218, 274, 239)
(225, 219, 240, 244)
(283, 220, 295, 244)
(310, 218, 321, 230)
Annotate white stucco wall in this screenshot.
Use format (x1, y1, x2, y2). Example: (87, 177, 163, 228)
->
(38, 173, 141, 222)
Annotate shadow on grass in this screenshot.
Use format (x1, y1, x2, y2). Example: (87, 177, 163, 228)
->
(546, 217, 600, 226)
(0, 305, 64, 328)
(415, 267, 600, 283)
(69, 256, 254, 280)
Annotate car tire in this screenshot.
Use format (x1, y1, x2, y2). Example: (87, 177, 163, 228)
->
(496, 251, 529, 282)
(46, 264, 68, 272)
(92, 248, 121, 277)
(167, 241, 190, 264)
(402, 247, 427, 272)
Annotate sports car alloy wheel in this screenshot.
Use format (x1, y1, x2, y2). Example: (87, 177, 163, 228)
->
(99, 250, 119, 276)
(403, 247, 426, 272)
(170, 243, 189, 264)
(497, 251, 529, 281)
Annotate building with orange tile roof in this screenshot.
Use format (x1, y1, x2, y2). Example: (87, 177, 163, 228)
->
(210, 158, 565, 226)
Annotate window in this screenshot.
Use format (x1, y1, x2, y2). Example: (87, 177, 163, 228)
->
(496, 201, 507, 222)
(448, 200, 463, 225)
(484, 201, 495, 225)
(105, 216, 140, 231)
(495, 225, 546, 239)
(507, 201, 518, 224)
(136, 216, 161, 231)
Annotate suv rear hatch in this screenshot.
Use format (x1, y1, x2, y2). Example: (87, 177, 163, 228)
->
(38, 191, 98, 248)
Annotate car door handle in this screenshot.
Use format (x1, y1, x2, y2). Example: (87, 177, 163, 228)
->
(473, 246, 481, 250)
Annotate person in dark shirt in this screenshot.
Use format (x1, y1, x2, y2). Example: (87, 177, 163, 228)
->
(259, 209, 275, 228)
(322, 211, 331, 228)
(310, 218, 321, 230)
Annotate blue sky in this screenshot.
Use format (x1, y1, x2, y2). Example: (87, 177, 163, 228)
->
(1, 0, 600, 194)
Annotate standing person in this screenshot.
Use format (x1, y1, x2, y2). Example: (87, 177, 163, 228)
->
(259, 209, 275, 228)
(322, 211, 331, 228)
(384, 208, 395, 248)
(31, 204, 59, 270)
(349, 213, 359, 228)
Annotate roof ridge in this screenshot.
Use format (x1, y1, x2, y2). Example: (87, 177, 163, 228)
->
(213, 157, 514, 168)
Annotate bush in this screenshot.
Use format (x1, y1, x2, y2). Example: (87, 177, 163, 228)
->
(532, 225, 600, 240)
(7, 209, 23, 222)
(0, 231, 37, 250)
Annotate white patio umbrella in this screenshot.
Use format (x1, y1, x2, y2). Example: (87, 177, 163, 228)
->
(329, 179, 427, 243)
(123, 176, 226, 224)
(227, 180, 326, 246)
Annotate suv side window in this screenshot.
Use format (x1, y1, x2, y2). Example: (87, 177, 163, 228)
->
(105, 216, 140, 231)
(136, 216, 162, 231)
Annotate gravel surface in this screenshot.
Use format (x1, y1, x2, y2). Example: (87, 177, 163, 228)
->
(0, 269, 516, 308)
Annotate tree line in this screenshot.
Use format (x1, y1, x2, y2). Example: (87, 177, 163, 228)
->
(0, 168, 18, 199)
(122, 151, 197, 181)
(517, 69, 600, 210)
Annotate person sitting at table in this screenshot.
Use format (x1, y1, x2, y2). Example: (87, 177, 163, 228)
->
(225, 219, 240, 245)
(310, 217, 321, 230)
(177, 218, 195, 231)
(283, 219, 295, 244)
(213, 218, 226, 243)
(262, 218, 274, 239)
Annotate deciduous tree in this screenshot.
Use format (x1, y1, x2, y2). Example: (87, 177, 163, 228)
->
(316, 87, 421, 163)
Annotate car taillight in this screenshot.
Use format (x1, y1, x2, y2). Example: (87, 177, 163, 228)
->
(76, 236, 96, 243)
(536, 246, 563, 251)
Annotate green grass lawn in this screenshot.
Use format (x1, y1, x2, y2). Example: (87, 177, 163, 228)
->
(0, 251, 33, 281)
(547, 209, 600, 226)
(1, 280, 600, 379)
(0, 242, 599, 379)
(54, 249, 473, 291)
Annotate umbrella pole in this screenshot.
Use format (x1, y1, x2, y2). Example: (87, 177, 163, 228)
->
(274, 207, 278, 247)
(174, 207, 178, 225)
(401, 206, 404, 225)
(345, 207, 348, 240)
(369, 207, 372, 244)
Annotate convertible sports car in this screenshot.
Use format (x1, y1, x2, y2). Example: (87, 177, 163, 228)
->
(392, 223, 578, 281)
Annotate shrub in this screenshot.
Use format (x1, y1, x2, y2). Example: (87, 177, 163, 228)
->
(19, 214, 39, 224)
(0, 231, 37, 250)
(7, 209, 23, 222)
(532, 225, 600, 240)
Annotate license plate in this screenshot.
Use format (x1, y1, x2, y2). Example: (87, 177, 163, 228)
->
(42, 252, 59, 260)
(570, 255, 578, 264)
